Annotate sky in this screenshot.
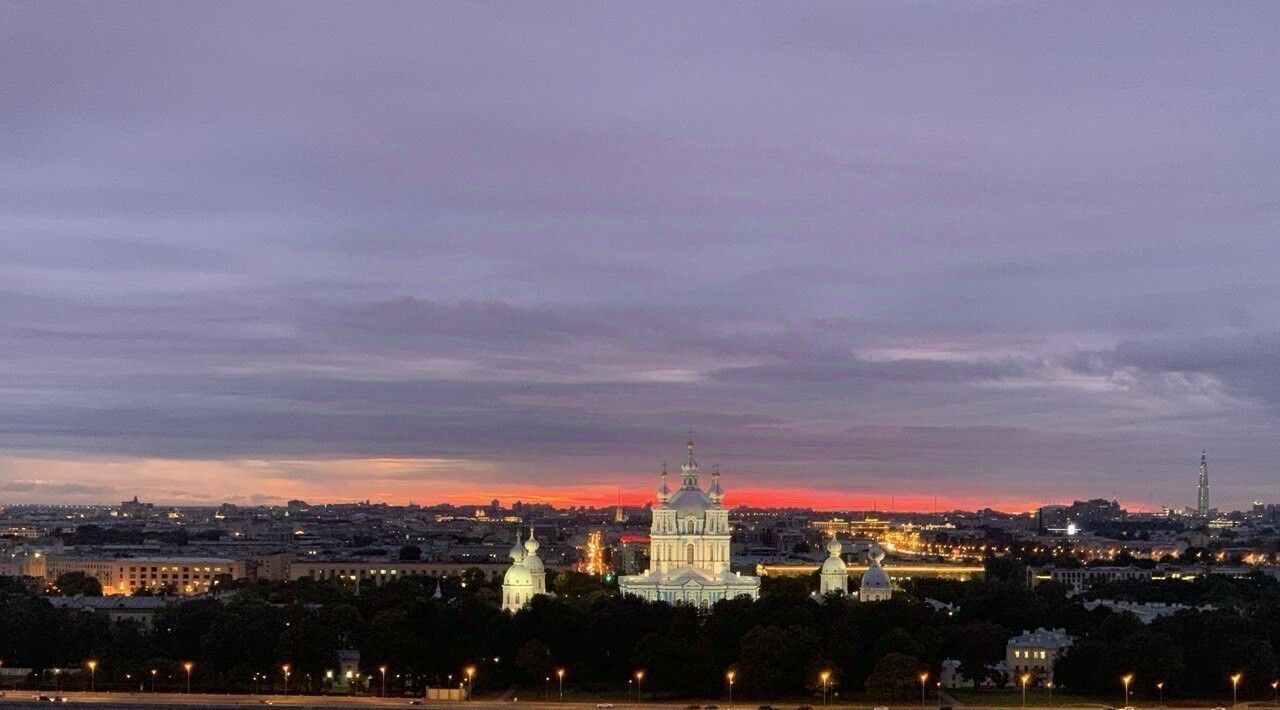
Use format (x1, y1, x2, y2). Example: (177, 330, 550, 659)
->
(2, 3, 1278, 511)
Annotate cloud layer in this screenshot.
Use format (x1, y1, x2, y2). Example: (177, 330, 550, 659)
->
(2, 3, 1278, 509)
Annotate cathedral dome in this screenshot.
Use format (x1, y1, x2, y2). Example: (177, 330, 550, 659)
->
(668, 487, 714, 518)
(821, 538, 846, 575)
(524, 554, 545, 575)
(504, 561, 532, 587)
(508, 532, 526, 562)
(860, 545, 890, 593)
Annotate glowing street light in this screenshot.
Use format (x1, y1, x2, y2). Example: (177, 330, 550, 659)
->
(1271, 680, 1278, 707)
(380, 665, 388, 697)
(557, 668, 565, 702)
(150, 668, 157, 693)
(820, 670, 831, 706)
(1232, 673, 1243, 708)
(282, 664, 292, 696)
(1157, 681, 1164, 707)
(1020, 673, 1031, 709)
(85, 660, 98, 692)
(183, 662, 194, 694)
(921, 672, 930, 710)
(635, 670, 645, 703)
(727, 670, 736, 707)
(1122, 674, 1134, 708)
(465, 666, 476, 701)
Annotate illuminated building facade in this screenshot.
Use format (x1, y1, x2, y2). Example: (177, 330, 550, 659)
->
(619, 436, 760, 606)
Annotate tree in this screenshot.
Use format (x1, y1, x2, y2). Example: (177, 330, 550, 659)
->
(515, 639, 554, 682)
(945, 621, 1009, 688)
(738, 625, 821, 698)
(52, 571, 103, 596)
(866, 652, 920, 698)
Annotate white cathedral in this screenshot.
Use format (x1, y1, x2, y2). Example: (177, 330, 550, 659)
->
(500, 435, 891, 611)
(819, 537, 892, 601)
(618, 436, 761, 606)
(501, 527, 547, 612)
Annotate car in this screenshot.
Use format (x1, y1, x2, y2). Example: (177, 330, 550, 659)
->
(597, 704, 615, 709)
(409, 702, 424, 706)
(873, 706, 889, 710)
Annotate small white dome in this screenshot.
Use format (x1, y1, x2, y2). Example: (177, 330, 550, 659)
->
(860, 565, 891, 590)
(869, 544, 886, 564)
(504, 561, 533, 587)
(524, 535, 540, 555)
(827, 538, 843, 556)
(821, 555, 847, 576)
(524, 550, 545, 574)
(860, 544, 891, 593)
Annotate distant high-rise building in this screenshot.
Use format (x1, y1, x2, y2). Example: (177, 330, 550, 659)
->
(1196, 451, 1210, 517)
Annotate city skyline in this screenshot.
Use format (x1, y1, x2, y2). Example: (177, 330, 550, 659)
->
(3, 5, 1280, 510)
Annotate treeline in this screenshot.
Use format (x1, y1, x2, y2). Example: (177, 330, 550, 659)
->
(4, 562, 1280, 700)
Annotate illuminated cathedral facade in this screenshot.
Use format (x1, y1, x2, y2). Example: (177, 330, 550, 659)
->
(618, 436, 760, 606)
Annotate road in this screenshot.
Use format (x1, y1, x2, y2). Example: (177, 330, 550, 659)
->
(0, 694, 1263, 710)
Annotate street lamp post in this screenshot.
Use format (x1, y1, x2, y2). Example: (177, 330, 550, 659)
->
(465, 666, 476, 701)
(150, 669, 157, 693)
(921, 672, 930, 710)
(727, 671, 736, 707)
(636, 670, 644, 703)
(1123, 674, 1133, 708)
(1048, 681, 1054, 707)
(380, 666, 388, 697)
(87, 660, 97, 692)
(1157, 682, 1164, 707)
(282, 664, 291, 697)
(1021, 674, 1031, 709)
(1232, 673, 1243, 708)
(557, 668, 565, 702)
(546, 677, 551, 702)
(1271, 680, 1278, 707)
(183, 662, 193, 694)
(820, 671, 831, 706)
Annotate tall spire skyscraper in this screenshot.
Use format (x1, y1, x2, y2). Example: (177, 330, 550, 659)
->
(1196, 450, 1210, 517)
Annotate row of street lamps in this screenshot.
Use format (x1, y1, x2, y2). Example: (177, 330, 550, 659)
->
(1117, 672, 1275, 708)
(24, 658, 1280, 707)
